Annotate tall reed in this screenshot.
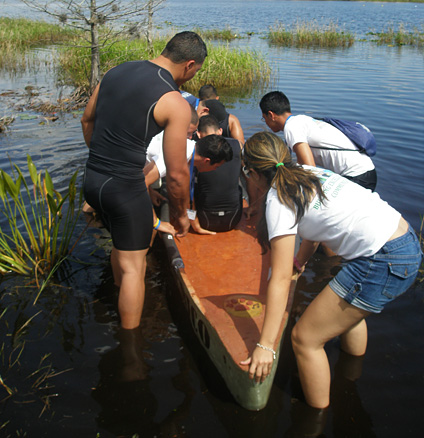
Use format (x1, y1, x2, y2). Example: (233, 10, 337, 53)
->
(187, 45, 270, 93)
(0, 17, 75, 51)
(268, 21, 355, 48)
(193, 26, 239, 42)
(0, 17, 77, 70)
(369, 24, 424, 47)
(58, 38, 271, 95)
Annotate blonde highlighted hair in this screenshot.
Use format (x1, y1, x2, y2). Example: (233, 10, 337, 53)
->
(243, 132, 326, 249)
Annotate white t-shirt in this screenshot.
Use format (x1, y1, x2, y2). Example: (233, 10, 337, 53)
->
(266, 166, 400, 260)
(146, 132, 195, 178)
(284, 115, 375, 177)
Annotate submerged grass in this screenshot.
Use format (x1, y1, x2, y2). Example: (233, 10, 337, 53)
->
(268, 21, 355, 48)
(0, 290, 72, 418)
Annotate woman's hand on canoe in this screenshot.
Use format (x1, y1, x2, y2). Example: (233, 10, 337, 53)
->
(240, 346, 274, 383)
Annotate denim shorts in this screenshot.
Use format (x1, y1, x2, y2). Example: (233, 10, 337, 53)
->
(329, 225, 423, 313)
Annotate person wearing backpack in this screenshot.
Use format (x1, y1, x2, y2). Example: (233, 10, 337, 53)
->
(259, 91, 377, 191)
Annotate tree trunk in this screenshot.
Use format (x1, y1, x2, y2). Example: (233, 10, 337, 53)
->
(147, 0, 154, 55)
(89, 0, 101, 93)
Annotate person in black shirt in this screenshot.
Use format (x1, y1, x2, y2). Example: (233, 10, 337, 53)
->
(81, 32, 207, 330)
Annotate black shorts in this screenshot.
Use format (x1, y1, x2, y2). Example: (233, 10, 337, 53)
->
(197, 206, 242, 232)
(84, 168, 152, 251)
(344, 168, 377, 191)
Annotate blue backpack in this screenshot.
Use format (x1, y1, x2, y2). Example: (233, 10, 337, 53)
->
(319, 117, 377, 157)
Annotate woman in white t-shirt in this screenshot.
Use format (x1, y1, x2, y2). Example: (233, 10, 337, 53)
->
(240, 131, 422, 411)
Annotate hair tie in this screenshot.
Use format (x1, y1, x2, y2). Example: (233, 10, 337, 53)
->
(275, 162, 284, 168)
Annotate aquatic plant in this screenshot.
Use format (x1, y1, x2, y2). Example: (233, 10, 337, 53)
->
(0, 17, 76, 51)
(0, 302, 72, 418)
(0, 156, 84, 289)
(193, 26, 239, 42)
(368, 24, 424, 47)
(183, 44, 271, 94)
(268, 21, 355, 48)
(0, 17, 77, 71)
(58, 38, 271, 95)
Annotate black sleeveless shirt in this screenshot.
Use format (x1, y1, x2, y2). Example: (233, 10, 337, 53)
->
(219, 113, 231, 138)
(87, 61, 178, 180)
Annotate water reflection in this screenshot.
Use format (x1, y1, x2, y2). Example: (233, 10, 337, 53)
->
(330, 351, 376, 438)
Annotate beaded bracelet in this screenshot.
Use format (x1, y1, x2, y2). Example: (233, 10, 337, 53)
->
(153, 218, 161, 230)
(256, 343, 276, 360)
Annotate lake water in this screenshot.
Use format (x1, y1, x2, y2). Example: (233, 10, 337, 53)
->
(1, 1, 424, 437)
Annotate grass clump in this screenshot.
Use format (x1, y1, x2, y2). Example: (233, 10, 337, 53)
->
(268, 21, 355, 48)
(193, 26, 239, 42)
(0, 17, 76, 51)
(0, 156, 83, 290)
(0, 17, 77, 71)
(368, 24, 424, 47)
(183, 45, 270, 94)
(57, 37, 168, 91)
(58, 38, 271, 95)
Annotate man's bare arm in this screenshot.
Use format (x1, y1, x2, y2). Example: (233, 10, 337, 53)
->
(81, 84, 100, 147)
(293, 142, 316, 166)
(229, 114, 245, 144)
(154, 91, 191, 236)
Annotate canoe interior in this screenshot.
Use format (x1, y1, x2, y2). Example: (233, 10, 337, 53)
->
(171, 209, 294, 368)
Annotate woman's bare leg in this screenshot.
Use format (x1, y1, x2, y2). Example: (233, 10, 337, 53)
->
(340, 319, 368, 356)
(291, 285, 370, 408)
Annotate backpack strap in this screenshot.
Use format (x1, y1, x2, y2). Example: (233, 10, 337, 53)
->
(309, 146, 365, 153)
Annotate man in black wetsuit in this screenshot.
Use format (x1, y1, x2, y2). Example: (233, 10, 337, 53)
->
(81, 31, 207, 330)
(190, 115, 243, 234)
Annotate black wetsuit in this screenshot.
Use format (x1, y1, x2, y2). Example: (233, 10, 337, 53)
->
(84, 61, 179, 250)
(219, 113, 231, 138)
(194, 138, 242, 232)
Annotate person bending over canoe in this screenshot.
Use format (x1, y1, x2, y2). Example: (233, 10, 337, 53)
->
(240, 131, 421, 411)
(144, 134, 233, 234)
(259, 91, 377, 191)
(191, 114, 243, 234)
